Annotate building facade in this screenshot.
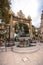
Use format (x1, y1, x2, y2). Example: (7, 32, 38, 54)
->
(39, 10, 43, 40)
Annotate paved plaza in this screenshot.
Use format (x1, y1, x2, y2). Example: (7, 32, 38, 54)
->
(0, 43, 43, 65)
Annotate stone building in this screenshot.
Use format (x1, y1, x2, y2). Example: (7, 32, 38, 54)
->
(39, 10, 43, 40)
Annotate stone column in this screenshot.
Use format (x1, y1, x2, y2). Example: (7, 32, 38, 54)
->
(10, 15, 14, 39)
(29, 22, 33, 39)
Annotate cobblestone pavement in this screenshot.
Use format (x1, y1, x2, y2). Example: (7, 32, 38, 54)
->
(0, 43, 43, 65)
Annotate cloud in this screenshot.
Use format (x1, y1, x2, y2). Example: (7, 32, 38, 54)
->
(11, 0, 42, 27)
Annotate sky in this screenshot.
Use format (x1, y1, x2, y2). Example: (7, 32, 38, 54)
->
(11, 0, 43, 28)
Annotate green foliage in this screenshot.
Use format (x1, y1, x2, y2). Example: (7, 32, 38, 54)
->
(14, 22, 29, 34)
(0, 0, 11, 23)
(32, 25, 35, 27)
(23, 23, 29, 34)
(14, 23, 19, 33)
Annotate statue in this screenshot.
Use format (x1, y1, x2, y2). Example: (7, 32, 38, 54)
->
(21, 26, 25, 36)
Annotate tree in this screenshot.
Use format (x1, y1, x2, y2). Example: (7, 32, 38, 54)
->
(17, 10, 25, 18)
(0, 0, 11, 23)
(14, 22, 29, 34)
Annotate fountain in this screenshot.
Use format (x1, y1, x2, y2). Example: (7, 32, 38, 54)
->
(17, 26, 30, 47)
